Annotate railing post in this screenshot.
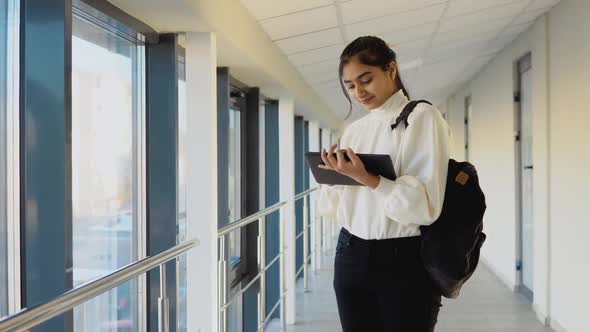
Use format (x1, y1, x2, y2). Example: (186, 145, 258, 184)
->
(279, 209, 287, 331)
(258, 218, 266, 331)
(303, 195, 309, 292)
(310, 192, 317, 273)
(218, 236, 227, 332)
(158, 264, 170, 332)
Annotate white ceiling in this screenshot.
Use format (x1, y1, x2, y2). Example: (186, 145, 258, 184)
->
(240, 0, 560, 121)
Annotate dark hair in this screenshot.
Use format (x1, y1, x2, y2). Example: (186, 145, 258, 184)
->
(339, 36, 410, 120)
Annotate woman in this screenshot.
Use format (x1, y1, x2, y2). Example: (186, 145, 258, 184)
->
(318, 36, 450, 332)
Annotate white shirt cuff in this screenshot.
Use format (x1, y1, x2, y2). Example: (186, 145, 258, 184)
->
(371, 175, 395, 198)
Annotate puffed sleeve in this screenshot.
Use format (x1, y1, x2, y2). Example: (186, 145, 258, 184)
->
(370, 104, 450, 226)
(318, 184, 343, 219)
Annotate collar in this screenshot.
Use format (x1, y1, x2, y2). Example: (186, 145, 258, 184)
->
(369, 89, 408, 113)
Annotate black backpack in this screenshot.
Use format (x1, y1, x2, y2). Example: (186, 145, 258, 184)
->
(392, 100, 487, 299)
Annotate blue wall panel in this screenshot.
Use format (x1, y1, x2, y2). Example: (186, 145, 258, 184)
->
(146, 33, 178, 332)
(20, 1, 72, 330)
(243, 100, 282, 332)
(264, 101, 281, 319)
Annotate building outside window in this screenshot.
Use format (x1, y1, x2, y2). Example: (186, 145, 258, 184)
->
(228, 100, 242, 267)
(71, 1, 145, 330)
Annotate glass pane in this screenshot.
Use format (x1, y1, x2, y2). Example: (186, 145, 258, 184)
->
(228, 108, 241, 267)
(35, 279, 137, 332)
(177, 57, 187, 332)
(71, 11, 141, 331)
(0, 0, 9, 317)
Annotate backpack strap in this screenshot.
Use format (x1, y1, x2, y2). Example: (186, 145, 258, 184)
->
(390, 100, 432, 131)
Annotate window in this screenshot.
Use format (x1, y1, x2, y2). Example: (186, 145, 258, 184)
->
(0, 0, 17, 318)
(177, 50, 187, 332)
(228, 97, 242, 267)
(71, 1, 145, 330)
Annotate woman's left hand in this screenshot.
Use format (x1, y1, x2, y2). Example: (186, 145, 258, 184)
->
(321, 147, 381, 189)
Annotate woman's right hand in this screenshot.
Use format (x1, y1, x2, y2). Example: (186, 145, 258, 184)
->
(319, 143, 342, 172)
(319, 144, 340, 187)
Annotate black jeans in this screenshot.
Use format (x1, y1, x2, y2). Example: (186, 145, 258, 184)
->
(333, 228, 442, 332)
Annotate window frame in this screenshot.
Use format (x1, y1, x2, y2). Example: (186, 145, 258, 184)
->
(176, 45, 187, 332)
(3, 0, 20, 316)
(227, 85, 249, 287)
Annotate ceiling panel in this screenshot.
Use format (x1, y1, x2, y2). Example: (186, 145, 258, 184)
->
(260, 6, 338, 40)
(527, 0, 560, 11)
(433, 29, 500, 48)
(242, 0, 333, 21)
(276, 28, 343, 55)
(237, 0, 562, 120)
(417, 56, 475, 83)
(313, 80, 341, 90)
(426, 38, 491, 63)
(340, 0, 446, 25)
(288, 43, 344, 66)
(512, 6, 551, 25)
(344, 4, 445, 40)
(297, 58, 338, 75)
(501, 21, 534, 38)
(377, 22, 438, 46)
(445, 0, 528, 18)
(439, 2, 528, 33)
(432, 17, 511, 46)
(392, 38, 430, 61)
(303, 70, 340, 85)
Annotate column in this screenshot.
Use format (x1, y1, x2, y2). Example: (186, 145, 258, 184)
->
(185, 32, 218, 332)
(278, 97, 296, 324)
(307, 121, 320, 272)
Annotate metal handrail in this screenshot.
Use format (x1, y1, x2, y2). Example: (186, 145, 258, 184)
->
(217, 187, 319, 332)
(217, 201, 286, 237)
(0, 239, 199, 332)
(0, 186, 324, 332)
(217, 187, 318, 238)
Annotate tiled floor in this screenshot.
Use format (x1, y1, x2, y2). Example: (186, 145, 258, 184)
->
(267, 251, 554, 332)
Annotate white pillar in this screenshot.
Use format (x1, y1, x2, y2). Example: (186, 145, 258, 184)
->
(185, 32, 218, 332)
(330, 132, 340, 244)
(320, 128, 332, 259)
(308, 121, 320, 272)
(278, 97, 297, 324)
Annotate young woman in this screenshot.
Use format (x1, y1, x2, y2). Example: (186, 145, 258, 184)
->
(318, 36, 450, 332)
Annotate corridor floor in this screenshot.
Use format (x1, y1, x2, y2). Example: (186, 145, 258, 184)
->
(268, 252, 554, 332)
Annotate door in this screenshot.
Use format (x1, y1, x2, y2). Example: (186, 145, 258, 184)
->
(517, 54, 534, 300)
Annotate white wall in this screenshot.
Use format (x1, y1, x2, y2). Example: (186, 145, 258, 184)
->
(545, 1, 590, 331)
(443, 1, 590, 330)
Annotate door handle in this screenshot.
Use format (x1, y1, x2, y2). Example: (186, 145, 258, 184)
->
(524, 165, 533, 170)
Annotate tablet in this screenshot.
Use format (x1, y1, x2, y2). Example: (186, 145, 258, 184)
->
(305, 152, 396, 186)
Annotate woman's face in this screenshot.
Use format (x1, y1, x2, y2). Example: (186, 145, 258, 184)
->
(342, 57, 398, 111)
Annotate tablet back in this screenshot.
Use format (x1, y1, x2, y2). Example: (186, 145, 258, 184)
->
(305, 152, 396, 186)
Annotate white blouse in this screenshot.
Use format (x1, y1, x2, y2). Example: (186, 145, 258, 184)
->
(318, 89, 451, 240)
